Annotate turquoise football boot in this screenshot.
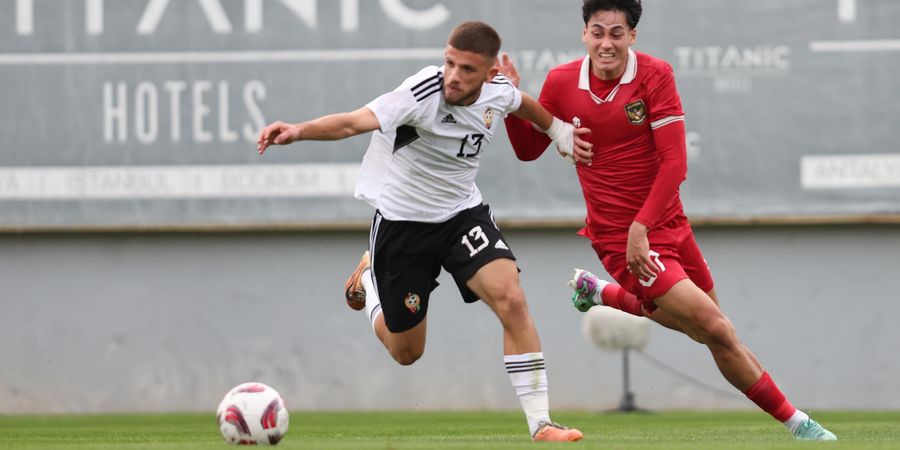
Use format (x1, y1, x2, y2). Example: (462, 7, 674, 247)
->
(794, 418, 837, 441)
(567, 268, 605, 312)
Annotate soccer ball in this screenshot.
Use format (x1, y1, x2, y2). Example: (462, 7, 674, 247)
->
(216, 382, 289, 445)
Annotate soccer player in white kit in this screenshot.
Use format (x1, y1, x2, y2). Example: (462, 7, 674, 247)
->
(257, 21, 584, 442)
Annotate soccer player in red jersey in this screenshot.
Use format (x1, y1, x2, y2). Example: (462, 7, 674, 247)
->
(503, 0, 837, 441)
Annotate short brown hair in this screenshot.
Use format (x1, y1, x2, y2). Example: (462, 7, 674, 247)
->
(447, 21, 501, 58)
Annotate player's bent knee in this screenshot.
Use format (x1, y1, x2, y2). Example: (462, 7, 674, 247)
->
(392, 354, 421, 366)
(384, 330, 426, 366)
(389, 347, 424, 366)
(489, 289, 528, 320)
(699, 315, 737, 348)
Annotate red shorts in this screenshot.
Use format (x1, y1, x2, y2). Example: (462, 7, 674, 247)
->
(584, 220, 714, 312)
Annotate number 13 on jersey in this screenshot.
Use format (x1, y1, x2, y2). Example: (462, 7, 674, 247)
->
(457, 134, 485, 158)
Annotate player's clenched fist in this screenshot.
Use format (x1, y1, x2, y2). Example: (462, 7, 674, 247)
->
(257, 121, 301, 155)
(571, 128, 594, 165)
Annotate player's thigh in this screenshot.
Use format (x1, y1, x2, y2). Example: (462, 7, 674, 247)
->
(441, 204, 518, 304)
(465, 258, 524, 313)
(382, 316, 428, 358)
(706, 288, 720, 305)
(598, 245, 689, 312)
(371, 216, 442, 333)
(654, 278, 724, 335)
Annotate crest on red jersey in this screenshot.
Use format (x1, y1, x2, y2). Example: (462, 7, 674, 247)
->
(624, 99, 647, 125)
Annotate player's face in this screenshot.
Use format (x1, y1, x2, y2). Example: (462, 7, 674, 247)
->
(443, 45, 498, 106)
(582, 10, 636, 80)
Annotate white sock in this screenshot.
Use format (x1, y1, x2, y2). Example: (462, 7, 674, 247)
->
(784, 409, 809, 434)
(571, 269, 608, 306)
(360, 269, 382, 333)
(505, 352, 550, 436)
(590, 278, 609, 305)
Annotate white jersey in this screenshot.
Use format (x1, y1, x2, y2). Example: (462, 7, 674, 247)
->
(355, 65, 522, 222)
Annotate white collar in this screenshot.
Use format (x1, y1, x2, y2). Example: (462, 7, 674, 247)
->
(578, 49, 637, 104)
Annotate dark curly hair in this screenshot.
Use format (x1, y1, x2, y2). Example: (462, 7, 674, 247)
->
(582, 0, 642, 28)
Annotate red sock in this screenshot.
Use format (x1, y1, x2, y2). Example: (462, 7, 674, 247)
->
(600, 284, 644, 317)
(743, 372, 796, 422)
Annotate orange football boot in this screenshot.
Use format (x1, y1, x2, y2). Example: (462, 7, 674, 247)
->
(532, 420, 584, 442)
(343, 251, 370, 311)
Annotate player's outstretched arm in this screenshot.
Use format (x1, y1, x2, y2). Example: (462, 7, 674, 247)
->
(511, 95, 593, 165)
(499, 53, 592, 164)
(257, 107, 381, 155)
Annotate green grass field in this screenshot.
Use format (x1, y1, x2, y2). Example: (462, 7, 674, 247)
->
(1, 411, 898, 449)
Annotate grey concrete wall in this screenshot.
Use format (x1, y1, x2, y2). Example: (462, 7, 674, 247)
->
(2, 225, 898, 413)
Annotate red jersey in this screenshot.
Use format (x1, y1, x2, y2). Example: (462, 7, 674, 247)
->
(506, 50, 688, 240)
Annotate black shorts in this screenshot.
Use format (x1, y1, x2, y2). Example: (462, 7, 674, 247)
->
(369, 204, 516, 333)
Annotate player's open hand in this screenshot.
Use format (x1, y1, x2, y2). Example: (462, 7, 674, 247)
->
(572, 128, 594, 165)
(495, 52, 520, 87)
(626, 221, 660, 282)
(257, 121, 300, 155)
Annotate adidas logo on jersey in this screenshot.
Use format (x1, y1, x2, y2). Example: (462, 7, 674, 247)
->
(495, 240, 509, 250)
(441, 113, 457, 124)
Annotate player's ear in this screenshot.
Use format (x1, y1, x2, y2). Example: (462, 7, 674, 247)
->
(630, 28, 637, 45)
(487, 66, 499, 81)
(485, 59, 499, 82)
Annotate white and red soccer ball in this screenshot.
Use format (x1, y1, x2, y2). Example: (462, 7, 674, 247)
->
(217, 382, 289, 445)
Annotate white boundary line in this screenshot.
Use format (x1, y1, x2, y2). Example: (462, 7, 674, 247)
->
(0, 48, 445, 65)
(809, 39, 900, 53)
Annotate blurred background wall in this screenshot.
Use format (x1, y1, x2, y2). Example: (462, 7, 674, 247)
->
(3, 226, 899, 413)
(1, 0, 898, 413)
